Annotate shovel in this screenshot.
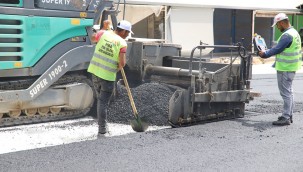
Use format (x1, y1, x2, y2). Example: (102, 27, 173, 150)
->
(120, 68, 148, 132)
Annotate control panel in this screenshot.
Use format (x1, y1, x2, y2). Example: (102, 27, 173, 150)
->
(253, 34, 267, 51)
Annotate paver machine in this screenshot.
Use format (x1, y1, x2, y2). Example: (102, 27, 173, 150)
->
(0, 0, 255, 128)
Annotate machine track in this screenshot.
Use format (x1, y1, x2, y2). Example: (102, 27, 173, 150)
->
(0, 71, 96, 127)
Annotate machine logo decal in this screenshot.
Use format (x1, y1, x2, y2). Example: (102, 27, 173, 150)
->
(29, 60, 68, 98)
(40, 0, 71, 5)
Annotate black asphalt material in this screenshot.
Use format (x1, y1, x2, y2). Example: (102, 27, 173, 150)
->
(107, 82, 181, 126)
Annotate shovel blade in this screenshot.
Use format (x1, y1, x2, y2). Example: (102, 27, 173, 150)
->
(130, 117, 148, 132)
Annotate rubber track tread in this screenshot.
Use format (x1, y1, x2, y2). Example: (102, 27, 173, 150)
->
(0, 72, 95, 127)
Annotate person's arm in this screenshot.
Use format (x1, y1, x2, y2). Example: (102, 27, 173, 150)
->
(118, 53, 126, 70)
(118, 47, 127, 70)
(91, 20, 111, 43)
(102, 20, 111, 30)
(91, 33, 98, 43)
(259, 33, 293, 58)
(91, 30, 107, 43)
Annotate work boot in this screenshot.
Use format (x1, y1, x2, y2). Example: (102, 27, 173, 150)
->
(98, 125, 108, 134)
(278, 115, 293, 123)
(272, 116, 290, 126)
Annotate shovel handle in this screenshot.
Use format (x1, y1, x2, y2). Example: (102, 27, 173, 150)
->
(121, 68, 139, 118)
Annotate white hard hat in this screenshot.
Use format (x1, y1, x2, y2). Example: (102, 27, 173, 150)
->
(272, 13, 288, 27)
(117, 20, 134, 34)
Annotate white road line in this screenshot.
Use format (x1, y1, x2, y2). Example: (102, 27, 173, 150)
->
(0, 117, 169, 154)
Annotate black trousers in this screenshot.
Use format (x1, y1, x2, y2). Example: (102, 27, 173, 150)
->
(92, 75, 114, 128)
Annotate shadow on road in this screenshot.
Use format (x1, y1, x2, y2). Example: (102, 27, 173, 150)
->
(231, 117, 274, 132)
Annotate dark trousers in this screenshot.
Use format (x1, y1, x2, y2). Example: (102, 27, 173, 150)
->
(92, 75, 114, 129)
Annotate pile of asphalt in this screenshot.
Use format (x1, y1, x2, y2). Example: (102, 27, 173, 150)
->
(107, 82, 182, 126)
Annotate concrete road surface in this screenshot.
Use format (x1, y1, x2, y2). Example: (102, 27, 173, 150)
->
(1, 64, 303, 172)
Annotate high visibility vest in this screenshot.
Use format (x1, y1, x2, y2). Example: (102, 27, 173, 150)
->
(275, 28, 302, 71)
(88, 31, 127, 81)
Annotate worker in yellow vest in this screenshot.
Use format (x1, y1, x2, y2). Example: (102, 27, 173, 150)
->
(88, 20, 133, 135)
(259, 13, 302, 126)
